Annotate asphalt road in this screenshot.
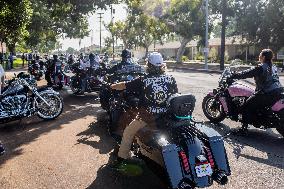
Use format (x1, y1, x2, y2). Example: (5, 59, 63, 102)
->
(0, 69, 283, 189)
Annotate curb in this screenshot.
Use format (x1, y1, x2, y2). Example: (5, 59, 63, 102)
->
(167, 66, 223, 74)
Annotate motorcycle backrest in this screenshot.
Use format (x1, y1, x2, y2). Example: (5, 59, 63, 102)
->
(167, 94, 196, 118)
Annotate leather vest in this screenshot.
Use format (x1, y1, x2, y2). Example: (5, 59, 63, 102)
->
(142, 74, 177, 114)
(255, 63, 282, 92)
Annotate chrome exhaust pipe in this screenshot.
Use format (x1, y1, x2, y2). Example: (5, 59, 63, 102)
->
(213, 172, 228, 185)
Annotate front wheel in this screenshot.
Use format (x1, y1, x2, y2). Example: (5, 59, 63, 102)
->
(36, 92, 64, 120)
(202, 95, 226, 123)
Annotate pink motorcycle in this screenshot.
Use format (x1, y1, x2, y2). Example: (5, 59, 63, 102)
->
(202, 65, 284, 137)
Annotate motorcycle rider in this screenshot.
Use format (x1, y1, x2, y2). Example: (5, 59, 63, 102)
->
(67, 54, 75, 65)
(229, 49, 283, 132)
(45, 54, 62, 87)
(107, 49, 133, 75)
(109, 52, 178, 167)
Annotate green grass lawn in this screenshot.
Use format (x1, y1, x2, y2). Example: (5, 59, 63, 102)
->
(2, 58, 27, 70)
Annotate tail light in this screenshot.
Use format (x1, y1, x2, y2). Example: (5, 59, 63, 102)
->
(205, 147, 215, 169)
(179, 151, 191, 174)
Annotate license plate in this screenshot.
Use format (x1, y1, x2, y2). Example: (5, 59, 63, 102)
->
(195, 164, 213, 177)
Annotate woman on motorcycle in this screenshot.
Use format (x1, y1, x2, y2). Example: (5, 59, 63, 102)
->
(110, 52, 178, 167)
(230, 49, 283, 132)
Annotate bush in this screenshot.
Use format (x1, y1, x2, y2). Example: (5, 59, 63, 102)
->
(195, 52, 204, 61)
(182, 56, 189, 62)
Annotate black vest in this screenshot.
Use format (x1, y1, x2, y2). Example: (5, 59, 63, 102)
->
(142, 74, 177, 114)
(255, 63, 282, 92)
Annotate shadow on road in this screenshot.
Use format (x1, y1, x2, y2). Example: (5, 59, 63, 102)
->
(0, 91, 100, 166)
(204, 122, 284, 170)
(78, 118, 166, 189)
(76, 120, 115, 155)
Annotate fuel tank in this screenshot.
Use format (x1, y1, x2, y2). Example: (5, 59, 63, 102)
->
(228, 82, 254, 97)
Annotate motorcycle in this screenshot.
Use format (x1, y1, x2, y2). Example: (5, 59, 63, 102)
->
(202, 62, 284, 137)
(0, 72, 63, 123)
(99, 71, 145, 112)
(106, 89, 231, 189)
(69, 62, 105, 95)
(28, 60, 45, 81)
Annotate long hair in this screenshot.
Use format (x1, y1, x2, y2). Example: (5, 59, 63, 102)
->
(260, 49, 274, 74)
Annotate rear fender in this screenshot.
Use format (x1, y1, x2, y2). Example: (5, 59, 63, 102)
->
(272, 99, 284, 112)
(184, 136, 212, 188)
(195, 123, 231, 175)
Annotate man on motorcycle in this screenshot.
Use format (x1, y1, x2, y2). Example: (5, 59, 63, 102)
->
(229, 49, 283, 132)
(109, 52, 178, 167)
(107, 49, 133, 74)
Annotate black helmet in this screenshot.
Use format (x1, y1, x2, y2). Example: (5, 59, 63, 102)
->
(53, 54, 58, 59)
(121, 49, 131, 58)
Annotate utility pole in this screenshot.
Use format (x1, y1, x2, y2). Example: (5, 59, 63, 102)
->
(220, 0, 227, 71)
(97, 12, 104, 54)
(110, 5, 115, 60)
(204, 0, 209, 70)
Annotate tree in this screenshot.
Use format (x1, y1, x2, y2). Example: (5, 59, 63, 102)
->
(163, 0, 206, 63)
(66, 47, 76, 54)
(0, 0, 32, 53)
(210, 0, 235, 70)
(234, 0, 284, 53)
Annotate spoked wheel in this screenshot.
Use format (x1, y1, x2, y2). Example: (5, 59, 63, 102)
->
(70, 77, 83, 95)
(37, 93, 63, 120)
(202, 95, 226, 123)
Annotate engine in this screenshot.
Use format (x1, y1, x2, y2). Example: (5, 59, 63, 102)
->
(0, 95, 27, 118)
(232, 97, 246, 108)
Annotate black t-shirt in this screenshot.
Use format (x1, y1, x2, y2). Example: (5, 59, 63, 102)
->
(125, 74, 178, 115)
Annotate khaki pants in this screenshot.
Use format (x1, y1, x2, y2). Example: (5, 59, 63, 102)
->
(118, 118, 147, 159)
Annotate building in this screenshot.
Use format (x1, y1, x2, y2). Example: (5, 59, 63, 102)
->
(144, 36, 283, 61)
(0, 42, 7, 53)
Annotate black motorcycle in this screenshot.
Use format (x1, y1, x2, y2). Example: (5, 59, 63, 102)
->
(0, 73, 63, 123)
(70, 63, 104, 95)
(106, 89, 231, 189)
(99, 71, 145, 112)
(28, 60, 45, 81)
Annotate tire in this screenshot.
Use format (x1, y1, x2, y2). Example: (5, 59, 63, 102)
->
(276, 128, 284, 138)
(202, 95, 226, 123)
(37, 93, 64, 120)
(276, 110, 284, 138)
(70, 76, 83, 95)
(99, 89, 110, 110)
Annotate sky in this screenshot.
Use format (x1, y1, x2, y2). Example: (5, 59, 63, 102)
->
(60, 4, 128, 51)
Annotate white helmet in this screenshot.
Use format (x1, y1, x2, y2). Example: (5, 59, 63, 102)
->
(148, 52, 163, 67)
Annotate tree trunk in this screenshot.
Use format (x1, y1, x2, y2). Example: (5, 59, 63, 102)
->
(220, 0, 227, 71)
(7, 43, 16, 55)
(176, 38, 190, 63)
(144, 46, 149, 59)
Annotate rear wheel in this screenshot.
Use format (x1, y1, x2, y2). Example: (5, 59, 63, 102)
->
(202, 95, 226, 123)
(70, 76, 83, 95)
